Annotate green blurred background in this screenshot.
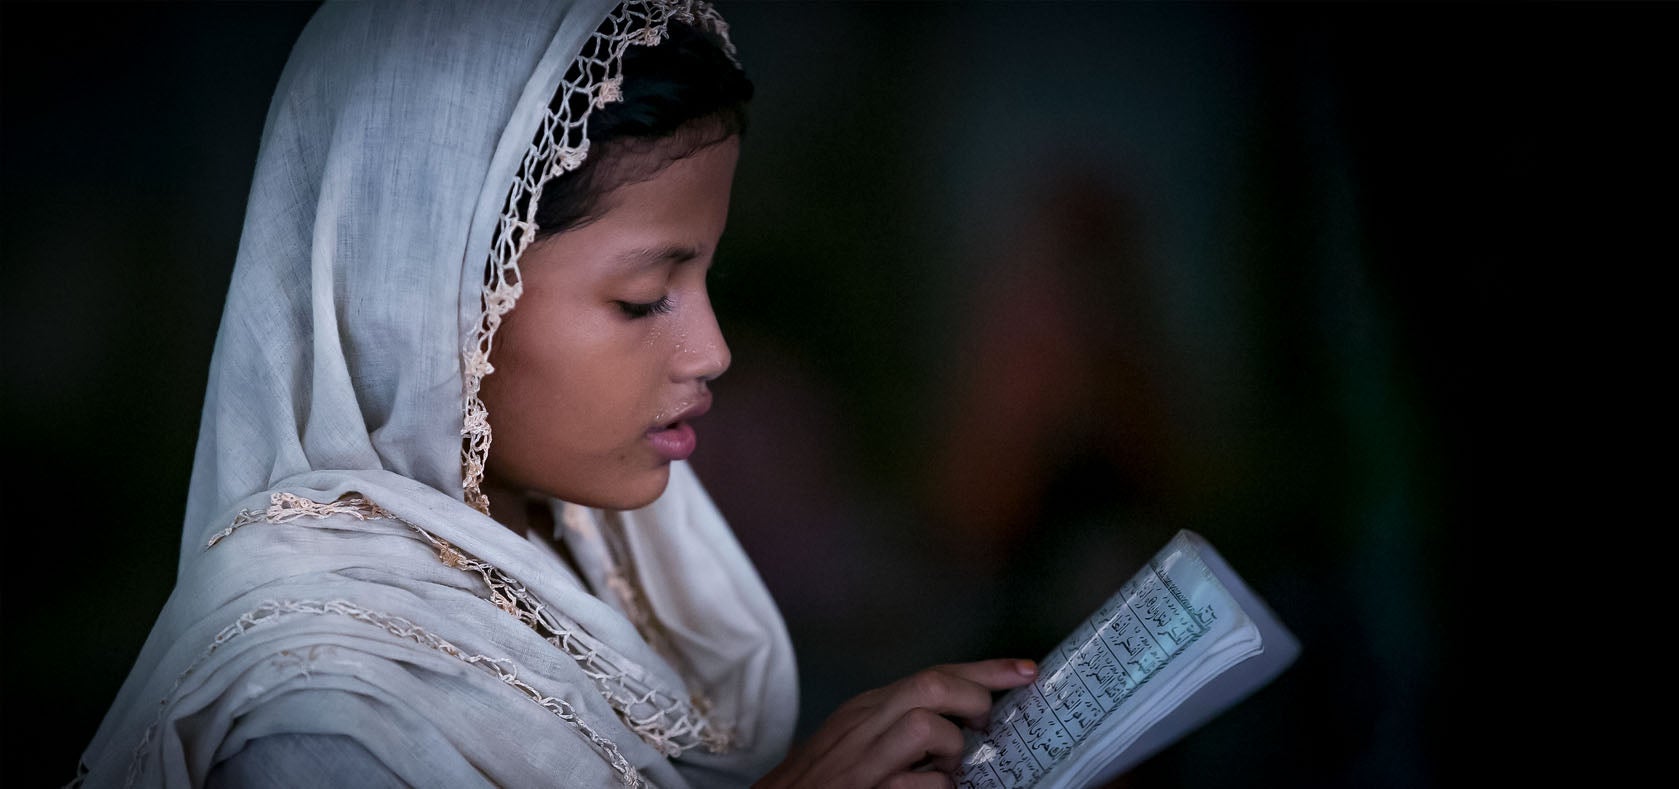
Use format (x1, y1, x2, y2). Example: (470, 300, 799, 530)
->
(4, 1, 1667, 785)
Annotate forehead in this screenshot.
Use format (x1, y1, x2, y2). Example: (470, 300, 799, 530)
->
(586, 132, 741, 207)
(521, 139, 740, 278)
(580, 137, 741, 225)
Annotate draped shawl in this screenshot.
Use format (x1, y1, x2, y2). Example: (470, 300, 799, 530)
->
(74, 1, 797, 786)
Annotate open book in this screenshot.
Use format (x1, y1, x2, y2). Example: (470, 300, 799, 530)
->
(955, 530, 1299, 789)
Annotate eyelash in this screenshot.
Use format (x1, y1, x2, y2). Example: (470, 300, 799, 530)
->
(616, 297, 674, 319)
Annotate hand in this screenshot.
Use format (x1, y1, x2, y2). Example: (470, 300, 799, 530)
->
(755, 658, 1038, 789)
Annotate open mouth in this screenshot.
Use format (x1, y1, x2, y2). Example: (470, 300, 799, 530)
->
(646, 395, 708, 461)
(646, 420, 697, 461)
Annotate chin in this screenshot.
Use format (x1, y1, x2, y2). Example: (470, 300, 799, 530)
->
(577, 466, 672, 512)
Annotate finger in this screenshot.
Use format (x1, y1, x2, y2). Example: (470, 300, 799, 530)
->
(798, 705, 963, 789)
(887, 668, 1001, 723)
(770, 662, 1038, 788)
(851, 708, 966, 789)
(769, 691, 888, 785)
(928, 747, 964, 776)
(932, 658, 1039, 692)
(845, 660, 1036, 728)
(878, 771, 956, 789)
(927, 659, 1039, 730)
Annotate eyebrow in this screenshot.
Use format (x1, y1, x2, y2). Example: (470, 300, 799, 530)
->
(613, 244, 703, 270)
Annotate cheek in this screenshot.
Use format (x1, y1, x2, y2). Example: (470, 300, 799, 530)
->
(496, 309, 667, 443)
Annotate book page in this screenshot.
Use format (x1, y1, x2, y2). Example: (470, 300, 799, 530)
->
(954, 531, 1274, 789)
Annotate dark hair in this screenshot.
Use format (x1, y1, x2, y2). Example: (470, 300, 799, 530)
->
(533, 21, 754, 238)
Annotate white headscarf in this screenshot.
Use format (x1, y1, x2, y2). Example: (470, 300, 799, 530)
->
(74, 1, 797, 786)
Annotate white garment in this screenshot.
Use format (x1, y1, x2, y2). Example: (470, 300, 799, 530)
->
(74, 1, 796, 786)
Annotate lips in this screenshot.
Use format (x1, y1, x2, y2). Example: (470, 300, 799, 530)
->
(656, 395, 711, 428)
(646, 394, 711, 462)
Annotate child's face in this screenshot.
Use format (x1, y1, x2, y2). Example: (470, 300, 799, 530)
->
(480, 137, 739, 511)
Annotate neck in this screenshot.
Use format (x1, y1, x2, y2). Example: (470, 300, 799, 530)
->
(481, 482, 554, 539)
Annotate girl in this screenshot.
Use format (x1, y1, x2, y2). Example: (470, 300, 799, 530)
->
(75, 2, 1034, 787)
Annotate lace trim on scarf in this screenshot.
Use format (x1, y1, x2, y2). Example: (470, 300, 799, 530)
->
(460, 0, 738, 514)
(210, 492, 735, 758)
(592, 509, 717, 720)
(121, 599, 646, 789)
(204, 492, 393, 548)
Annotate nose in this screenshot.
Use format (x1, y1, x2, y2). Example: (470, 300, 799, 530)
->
(673, 290, 731, 383)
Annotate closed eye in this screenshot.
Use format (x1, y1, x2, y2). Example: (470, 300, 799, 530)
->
(616, 297, 674, 319)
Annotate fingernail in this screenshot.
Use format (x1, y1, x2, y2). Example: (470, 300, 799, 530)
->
(1016, 659, 1038, 678)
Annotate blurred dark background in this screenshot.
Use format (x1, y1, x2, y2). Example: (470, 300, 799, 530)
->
(3, 0, 1670, 786)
